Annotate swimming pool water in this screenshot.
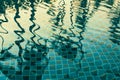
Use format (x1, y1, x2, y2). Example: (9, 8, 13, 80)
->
(0, 0, 120, 80)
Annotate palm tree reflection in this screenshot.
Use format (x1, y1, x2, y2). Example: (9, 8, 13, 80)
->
(27, 0, 49, 79)
(50, 0, 78, 60)
(72, 0, 89, 74)
(0, 1, 8, 43)
(13, 0, 25, 64)
(50, 0, 88, 61)
(50, 0, 65, 27)
(109, 1, 120, 45)
(0, 0, 6, 14)
(0, 14, 8, 34)
(0, 0, 49, 80)
(0, 1, 15, 63)
(89, 0, 102, 18)
(107, 0, 114, 6)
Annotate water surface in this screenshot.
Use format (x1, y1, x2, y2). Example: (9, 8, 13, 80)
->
(0, 0, 120, 80)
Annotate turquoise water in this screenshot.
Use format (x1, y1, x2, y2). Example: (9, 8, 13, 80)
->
(0, 0, 120, 80)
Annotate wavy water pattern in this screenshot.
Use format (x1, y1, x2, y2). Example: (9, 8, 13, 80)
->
(0, 0, 120, 80)
(13, 0, 25, 63)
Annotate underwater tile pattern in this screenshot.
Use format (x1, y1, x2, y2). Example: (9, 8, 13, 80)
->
(0, 0, 120, 80)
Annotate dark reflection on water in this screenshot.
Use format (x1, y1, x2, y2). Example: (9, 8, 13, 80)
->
(14, 0, 25, 64)
(89, 0, 102, 18)
(107, 0, 114, 5)
(0, 14, 8, 34)
(69, 0, 75, 37)
(29, 0, 38, 44)
(27, 1, 49, 79)
(44, 0, 50, 4)
(0, 1, 8, 52)
(74, 0, 89, 74)
(50, 0, 79, 61)
(94, 0, 102, 8)
(0, 0, 120, 80)
(0, 0, 6, 14)
(0, 2, 15, 62)
(0, 0, 50, 80)
(109, 2, 120, 45)
(50, 0, 65, 27)
(0, 14, 8, 54)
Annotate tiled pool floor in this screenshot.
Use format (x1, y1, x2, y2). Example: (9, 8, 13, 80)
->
(0, 0, 120, 80)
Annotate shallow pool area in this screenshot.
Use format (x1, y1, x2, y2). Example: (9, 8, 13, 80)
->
(0, 0, 120, 80)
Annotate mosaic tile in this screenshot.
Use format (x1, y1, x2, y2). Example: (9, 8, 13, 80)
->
(0, 0, 120, 80)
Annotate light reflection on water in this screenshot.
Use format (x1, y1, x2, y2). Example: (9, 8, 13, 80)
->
(0, 0, 120, 80)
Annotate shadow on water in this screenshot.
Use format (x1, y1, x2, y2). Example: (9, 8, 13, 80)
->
(109, 1, 120, 45)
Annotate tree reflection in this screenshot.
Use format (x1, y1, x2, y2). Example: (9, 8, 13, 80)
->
(72, 0, 89, 75)
(44, 0, 51, 4)
(107, 0, 114, 6)
(0, 0, 6, 14)
(0, 14, 9, 53)
(89, 0, 102, 18)
(0, 14, 8, 34)
(0, 0, 119, 79)
(13, 0, 25, 67)
(50, 0, 78, 60)
(109, 1, 120, 45)
(0, 2, 13, 61)
(50, 0, 88, 62)
(0, 0, 50, 80)
(49, 0, 65, 27)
